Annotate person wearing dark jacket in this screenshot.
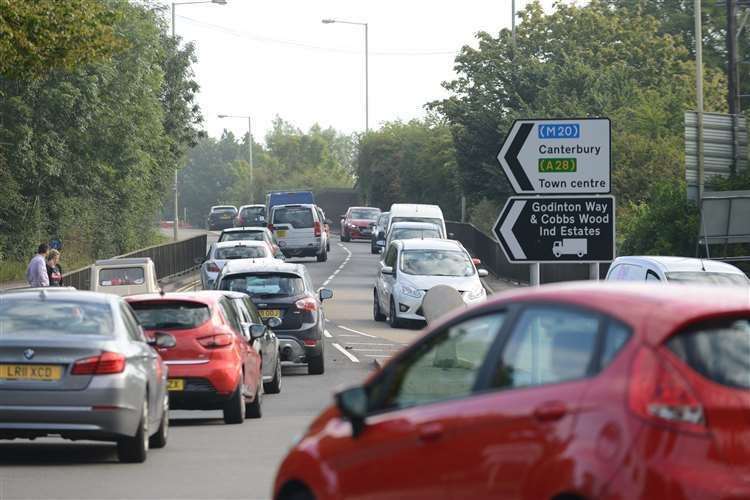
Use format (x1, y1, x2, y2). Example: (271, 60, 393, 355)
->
(46, 249, 63, 287)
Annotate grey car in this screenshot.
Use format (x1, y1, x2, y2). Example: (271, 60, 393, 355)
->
(0, 289, 174, 463)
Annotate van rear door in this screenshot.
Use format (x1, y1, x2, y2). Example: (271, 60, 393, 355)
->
(272, 205, 317, 250)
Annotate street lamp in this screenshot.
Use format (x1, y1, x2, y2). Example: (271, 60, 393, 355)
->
(218, 114, 254, 203)
(322, 18, 369, 132)
(170, 0, 227, 241)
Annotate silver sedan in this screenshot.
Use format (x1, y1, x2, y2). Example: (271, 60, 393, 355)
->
(0, 289, 174, 463)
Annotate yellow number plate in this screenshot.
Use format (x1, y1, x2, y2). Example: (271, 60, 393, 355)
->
(259, 309, 282, 319)
(276, 230, 287, 238)
(167, 379, 185, 391)
(0, 364, 62, 381)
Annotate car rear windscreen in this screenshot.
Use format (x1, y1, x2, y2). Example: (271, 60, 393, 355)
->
(99, 267, 145, 286)
(240, 207, 264, 218)
(273, 207, 314, 228)
(130, 301, 211, 330)
(668, 319, 750, 389)
(219, 231, 264, 242)
(213, 207, 236, 213)
(665, 272, 749, 286)
(215, 246, 268, 260)
(0, 298, 114, 336)
(220, 273, 305, 298)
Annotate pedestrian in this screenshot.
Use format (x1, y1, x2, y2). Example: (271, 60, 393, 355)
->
(46, 249, 63, 287)
(26, 243, 50, 288)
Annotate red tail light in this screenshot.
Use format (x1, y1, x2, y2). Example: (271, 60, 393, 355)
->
(295, 297, 318, 312)
(206, 261, 220, 273)
(268, 224, 274, 231)
(628, 346, 706, 434)
(314, 221, 322, 237)
(198, 333, 233, 348)
(72, 351, 126, 375)
(303, 339, 317, 347)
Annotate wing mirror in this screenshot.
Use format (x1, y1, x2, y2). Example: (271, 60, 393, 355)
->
(335, 385, 368, 438)
(319, 287, 333, 301)
(148, 332, 176, 349)
(249, 324, 266, 340)
(376, 239, 386, 247)
(266, 316, 282, 329)
(478, 269, 489, 278)
(381, 266, 394, 276)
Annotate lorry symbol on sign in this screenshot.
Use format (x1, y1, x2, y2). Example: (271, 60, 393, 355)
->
(552, 239, 588, 258)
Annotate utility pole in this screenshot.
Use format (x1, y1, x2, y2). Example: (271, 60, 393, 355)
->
(728, 0, 741, 175)
(511, 0, 516, 48)
(696, 0, 705, 202)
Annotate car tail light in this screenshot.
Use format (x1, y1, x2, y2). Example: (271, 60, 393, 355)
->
(314, 221, 322, 237)
(303, 339, 317, 347)
(628, 346, 706, 434)
(206, 261, 221, 273)
(295, 297, 318, 312)
(198, 333, 233, 348)
(72, 351, 126, 375)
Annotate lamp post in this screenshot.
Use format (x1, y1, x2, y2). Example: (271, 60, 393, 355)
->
(322, 18, 369, 132)
(218, 114, 254, 203)
(170, 0, 227, 240)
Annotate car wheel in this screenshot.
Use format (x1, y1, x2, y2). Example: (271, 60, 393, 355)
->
(317, 248, 328, 262)
(149, 393, 169, 449)
(389, 299, 404, 329)
(373, 290, 386, 321)
(371, 243, 378, 254)
(223, 383, 246, 424)
(264, 357, 282, 394)
(308, 351, 325, 375)
(117, 399, 149, 463)
(246, 383, 263, 419)
(327, 240, 331, 252)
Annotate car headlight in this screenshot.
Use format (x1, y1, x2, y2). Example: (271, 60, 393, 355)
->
(399, 284, 424, 299)
(465, 286, 486, 300)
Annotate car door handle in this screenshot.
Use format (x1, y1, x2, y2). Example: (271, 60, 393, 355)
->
(418, 423, 444, 442)
(533, 401, 568, 422)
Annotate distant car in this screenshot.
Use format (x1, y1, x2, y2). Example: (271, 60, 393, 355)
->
(382, 221, 444, 252)
(220, 290, 282, 394)
(200, 240, 278, 289)
(0, 289, 174, 463)
(371, 211, 390, 254)
(235, 204, 266, 227)
(207, 205, 238, 231)
(126, 291, 263, 424)
(275, 282, 750, 500)
(218, 227, 284, 259)
(91, 257, 160, 297)
(269, 204, 329, 262)
(374, 239, 488, 328)
(214, 260, 333, 375)
(606, 256, 749, 285)
(340, 206, 381, 242)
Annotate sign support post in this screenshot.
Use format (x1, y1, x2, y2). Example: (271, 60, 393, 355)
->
(530, 262, 540, 286)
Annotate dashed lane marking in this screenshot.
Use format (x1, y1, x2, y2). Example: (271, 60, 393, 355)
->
(323, 330, 332, 338)
(336, 325, 377, 338)
(322, 242, 353, 287)
(332, 342, 359, 363)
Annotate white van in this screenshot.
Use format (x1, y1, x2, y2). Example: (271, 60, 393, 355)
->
(388, 204, 447, 237)
(91, 257, 160, 296)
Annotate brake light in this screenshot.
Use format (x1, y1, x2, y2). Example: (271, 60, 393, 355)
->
(198, 333, 233, 348)
(314, 221, 322, 237)
(206, 261, 220, 273)
(628, 346, 706, 434)
(72, 352, 126, 375)
(303, 339, 317, 347)
(295, 297, 318, 312)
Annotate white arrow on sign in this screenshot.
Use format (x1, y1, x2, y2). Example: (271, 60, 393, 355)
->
(495, 200, 526, 260)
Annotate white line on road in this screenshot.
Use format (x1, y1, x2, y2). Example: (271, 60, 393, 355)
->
(322, 243, 353, 287)
(332, 342, 360, 363)
(336, 325, 377, 338)
(365, 354, 392, 358)
(352, 348, 394, 352)
(323, 330, 332, 338)
(343, 342, 400, 346)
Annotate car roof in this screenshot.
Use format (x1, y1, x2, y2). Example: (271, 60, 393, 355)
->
(2, 288, 117, 305)
(125, 290, 227, 305)
(349, 206, 380, 211)
(238, 204, 264, 209)
(221, 226, 267, 233)
(470, 282, 750, 345)
(397, 238, 463, 251)
(611, 256, 746, 275)
(214, 240, 268, 248)
(95, 257, 152, 266)
(221, 260, 305, 276)
(389, 203, 443, 217)
(211, 205, 236, 210)
(389, 221, 441, 229)
(274, 203, 315, 209)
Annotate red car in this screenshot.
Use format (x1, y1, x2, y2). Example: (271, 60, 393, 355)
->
(339, 206, 380, 242)
(126, 291, 264, 424)
(274, 283, 750, 500)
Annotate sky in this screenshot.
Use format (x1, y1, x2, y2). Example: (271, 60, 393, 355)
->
(163, 0, 561, 142)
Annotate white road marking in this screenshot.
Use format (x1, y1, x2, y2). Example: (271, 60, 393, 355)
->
(323, 330, 332, 338)
(352, 348, 394, 352)
(336, 325, 377, 338)
(322, 242, 353, 287)
(336, 334, 361, 337)
(365, 354, 392, 358)
(332, 343, 360, 363)
(343, 342, 400, 346)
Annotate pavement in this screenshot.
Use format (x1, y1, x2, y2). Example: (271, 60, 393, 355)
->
(0, 234, 518, 500)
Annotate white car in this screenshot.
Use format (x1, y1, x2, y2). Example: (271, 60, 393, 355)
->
(270, 204, 329, 262)
(605, 256, 749, 285)
(380, 221, 444, 252)
(200, 240, 278, 289)
(388, 203, 447, 237)
(374, 238, 488, 328)
(218, 226, 284, 259)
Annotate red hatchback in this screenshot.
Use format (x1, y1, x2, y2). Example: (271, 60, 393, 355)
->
(126, 291, 263, 424)
(274, 283, 750, 500)
(340, 206, 381, 242)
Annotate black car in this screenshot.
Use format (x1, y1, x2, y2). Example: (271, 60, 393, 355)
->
(371, 211, 390, 254)
(207, 205, 238, 230)
(214, 261, 332, 375)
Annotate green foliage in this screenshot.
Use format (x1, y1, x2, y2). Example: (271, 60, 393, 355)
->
(356, 119, 462, 218)
(468, 198, 503, 236)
